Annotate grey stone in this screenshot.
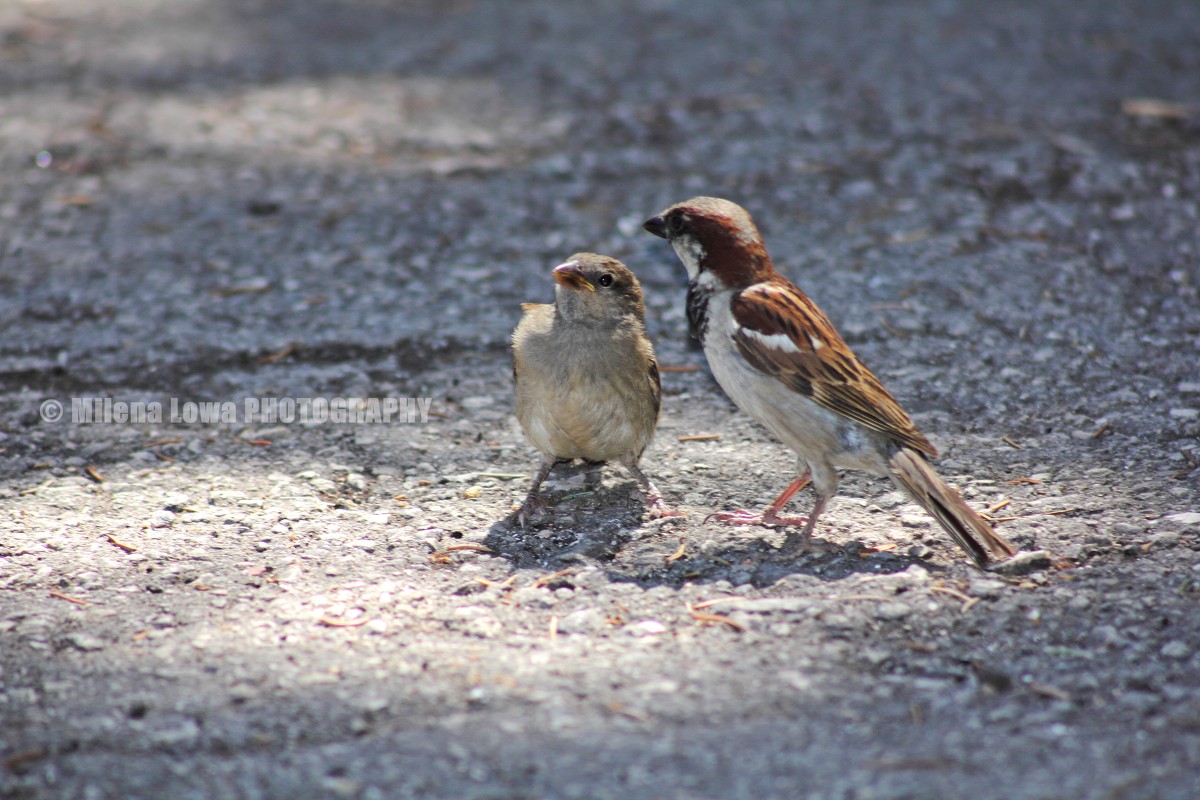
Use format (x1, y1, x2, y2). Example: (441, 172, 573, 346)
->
(1161, 641, 1190, 660)
(557, 608, 605, 635)
(148, 510, 176, 529)
(66, 633, 105, 652)
(990, 550, 1055, 575)
(874, 602, 911, 621)
(1156, 512, 1200, 530)
(725, 598, 811, 614)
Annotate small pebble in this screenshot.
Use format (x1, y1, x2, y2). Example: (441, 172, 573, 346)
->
(630, 620, 668, 636)
(1067, 594, 1091, 611)
(1157, 512, 1200, 530)
(557, 607, 605, 635)
(1161, 641, 1190, 660)
(875, 602, 911, 621)
(67, 633, 105, 652)
(149, 510, 175, 529)
(990, 550, 1053, 575)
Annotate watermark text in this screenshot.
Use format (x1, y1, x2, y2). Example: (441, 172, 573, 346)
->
(39, 397, 432, 425)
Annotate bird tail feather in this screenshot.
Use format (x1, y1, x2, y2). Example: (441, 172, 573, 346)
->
(888, 447, 1017, 569)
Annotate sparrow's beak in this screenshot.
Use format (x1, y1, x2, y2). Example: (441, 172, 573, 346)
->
(642, 215, 668, 239)
(552, 261, 595, 292)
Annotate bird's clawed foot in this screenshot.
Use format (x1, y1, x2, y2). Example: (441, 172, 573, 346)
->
(703, 475, 813, 530)
(645, 493, 686, 523)
(701, 504, 839, 562)
(626, 468, 684, 524)
(510, 494, 552, 528)
(702, 508, 808, 528)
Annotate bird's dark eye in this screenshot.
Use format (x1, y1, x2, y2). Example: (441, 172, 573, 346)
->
(668, 213, 687, 235)
(597, 274, 614, 288)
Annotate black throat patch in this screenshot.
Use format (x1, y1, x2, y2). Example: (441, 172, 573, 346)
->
(685, 282, 711, 342)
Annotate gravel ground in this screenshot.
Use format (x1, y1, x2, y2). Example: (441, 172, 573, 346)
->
(2, 1, 1199, 798)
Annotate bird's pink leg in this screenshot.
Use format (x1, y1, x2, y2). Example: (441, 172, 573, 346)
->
(777, 494, 832, 556)
(705, 473, 811, 527)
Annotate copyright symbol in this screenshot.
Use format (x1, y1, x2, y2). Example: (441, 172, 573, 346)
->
(40, 399, 64, 423)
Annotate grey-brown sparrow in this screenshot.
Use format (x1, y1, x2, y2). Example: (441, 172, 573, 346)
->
(511, 253, 678, 526)
(644, 197, 1015, 568)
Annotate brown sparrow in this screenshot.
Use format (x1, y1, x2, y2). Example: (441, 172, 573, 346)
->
(643, 197, 1015, 568)
(511, 253, 678, 526)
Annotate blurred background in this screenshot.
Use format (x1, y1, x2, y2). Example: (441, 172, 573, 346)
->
(3, 0, 1197, 399)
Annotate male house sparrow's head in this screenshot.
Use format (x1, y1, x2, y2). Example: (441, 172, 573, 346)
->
(552, 252, 646, 322)
(643, 196, 775, 290)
